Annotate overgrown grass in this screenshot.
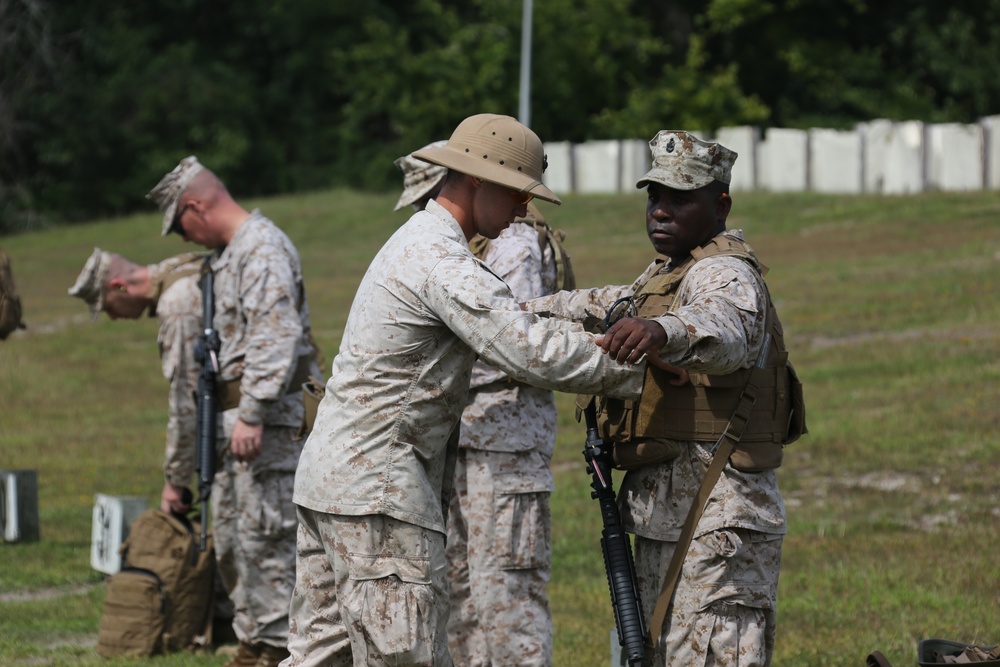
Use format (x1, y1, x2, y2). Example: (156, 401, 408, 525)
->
(1, 189, 999, 666)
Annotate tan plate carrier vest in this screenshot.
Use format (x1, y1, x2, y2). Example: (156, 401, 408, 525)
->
(595, 234, 799, 464)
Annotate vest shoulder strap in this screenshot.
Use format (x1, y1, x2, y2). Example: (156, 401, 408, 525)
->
(154, 252, 210, 298)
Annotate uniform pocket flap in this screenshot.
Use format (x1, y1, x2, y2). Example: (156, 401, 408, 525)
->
(493, 470, 554, 495)
(347, 553, 431, 585)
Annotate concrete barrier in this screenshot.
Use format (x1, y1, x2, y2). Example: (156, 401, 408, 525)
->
(810, 128, 862, 193)
(574, 140, 622, 194)
(983, 115, 1000, 189)
(543, 141, 573, 196)
(620, 139, 650, 192)
(758, 128, 808, 192)
(927, 123, 983, 191)
(543, 117, 1000, 196)
(716, 126, 759, 192)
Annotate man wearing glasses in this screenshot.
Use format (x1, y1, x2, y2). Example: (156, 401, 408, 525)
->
(393, 140, 564, 666)
(147, 158, 321, 667)
(284, 114, 656, 667)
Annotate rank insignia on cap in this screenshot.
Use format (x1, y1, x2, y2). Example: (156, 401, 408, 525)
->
(666, 138, 675, 153)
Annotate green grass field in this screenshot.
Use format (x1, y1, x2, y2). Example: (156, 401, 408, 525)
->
(1, 188, 999, 666)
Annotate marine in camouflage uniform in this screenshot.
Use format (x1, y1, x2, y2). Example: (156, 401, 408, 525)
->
(68, 249, 208, 511)
(523, 132, 788, 667)
(394, 144, 561, 666)
(447, 214, 560, 667)
(152, 255, 209, 503)
(148, 157, 321, 667)
(286, 115, 649, 667)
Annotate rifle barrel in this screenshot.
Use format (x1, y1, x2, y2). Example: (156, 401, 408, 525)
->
(583, 399, 646, 666)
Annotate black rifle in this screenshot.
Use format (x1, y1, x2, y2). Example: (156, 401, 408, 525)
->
(584, 397, 646, 666)
(193, 260, 220, 552)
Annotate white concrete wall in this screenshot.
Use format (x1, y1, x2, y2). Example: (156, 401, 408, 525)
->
(809, 128, 862, 194)
(574, 140, 621, 194)
(553, 117, 1000, 195)
(620, 139, 650, 192)
(984, 115, 1000, 189)
(861, 119, 926, 194)
(879, 120, 924, 195)
(926, 123, 983, 192)
(716, 126, 758, 192)
(758, 128, 808, 192)
(542, 141, 573, 196)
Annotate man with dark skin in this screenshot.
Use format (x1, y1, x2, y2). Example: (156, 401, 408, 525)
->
(523, 130, 790, 667)
(597, 178, 731, 367)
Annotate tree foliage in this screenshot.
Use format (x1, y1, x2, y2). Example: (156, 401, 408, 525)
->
(1, 0, 998, 233)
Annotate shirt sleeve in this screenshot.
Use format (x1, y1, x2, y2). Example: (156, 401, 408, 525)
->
(159, 310, 200, 487)
(469, 227, 547, 388)
(520, 259, 658, 324)
(236, 244, 304, 424)
(423, 253, 645, 400)
(653, 256, 767, 374)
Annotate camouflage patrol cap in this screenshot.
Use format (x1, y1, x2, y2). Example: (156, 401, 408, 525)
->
(68, 247, 113, 320)
(413, 113, 561, 205)
(393, 141, 448, 211)
(146, 156, 205, 236)
(636, 131, 737, 191)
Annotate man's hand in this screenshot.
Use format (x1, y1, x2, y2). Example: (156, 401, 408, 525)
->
(231, 419, 264, 462)
(596, 318, 690, 385)
(161, 482, 191, 515)
(596, 318, 667, 364)
(648, 358, 690, 385)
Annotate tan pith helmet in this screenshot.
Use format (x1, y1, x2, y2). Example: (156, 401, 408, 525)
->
(413, 114, 561, 205)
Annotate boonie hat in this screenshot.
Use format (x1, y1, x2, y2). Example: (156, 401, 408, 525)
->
(147, 156, 205, 236)
(393, 141, 448, 211)
(413, 114, 561, 205)
(68, 247, 113, 320)
(636, 131, 737, 191)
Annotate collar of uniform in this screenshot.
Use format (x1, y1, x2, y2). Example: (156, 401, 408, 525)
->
(213, 209, 263, 271)
(422, 199, 468, 245)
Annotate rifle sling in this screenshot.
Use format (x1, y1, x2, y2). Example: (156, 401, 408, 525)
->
(216, 355, 315, 412)
(647, 309, 773, 655)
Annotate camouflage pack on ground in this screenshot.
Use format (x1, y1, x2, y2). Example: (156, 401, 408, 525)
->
(97, 509, 214, 657)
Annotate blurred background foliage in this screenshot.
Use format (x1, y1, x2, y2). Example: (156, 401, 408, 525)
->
(2, 0, 1000, 233)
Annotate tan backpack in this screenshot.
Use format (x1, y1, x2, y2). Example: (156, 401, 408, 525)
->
(97, 509, 215, 657)
(0, 248, 26, 339)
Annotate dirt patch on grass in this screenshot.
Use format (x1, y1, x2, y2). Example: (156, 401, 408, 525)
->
(0, 582, 96, 603)
(807, 323, 999, 350)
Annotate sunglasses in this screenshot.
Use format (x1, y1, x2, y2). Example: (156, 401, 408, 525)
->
(508, 189, 534, 206)
(169, 203, 189, 236)
(604, 296, 637, 330)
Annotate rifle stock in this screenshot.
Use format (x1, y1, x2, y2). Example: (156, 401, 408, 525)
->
(194, 262, 220, 552)
(583, 398, 647, 666)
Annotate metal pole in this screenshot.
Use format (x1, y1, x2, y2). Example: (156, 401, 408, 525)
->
(518, 0, 533, 127)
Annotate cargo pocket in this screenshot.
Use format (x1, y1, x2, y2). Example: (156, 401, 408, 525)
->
(253, 471, 298, 539)
(493, 472, 552, 571)
(344, 550, 436, 665)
